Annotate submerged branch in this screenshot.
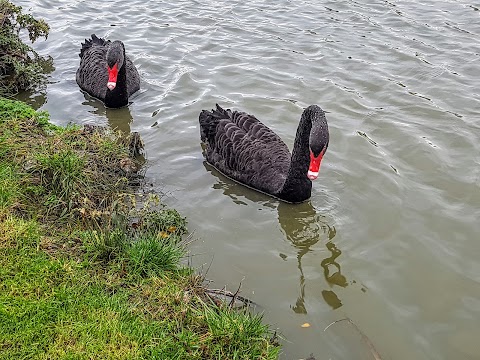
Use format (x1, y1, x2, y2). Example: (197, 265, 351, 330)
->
(206, 287, 257, 308)
(324, 317, 383, 360)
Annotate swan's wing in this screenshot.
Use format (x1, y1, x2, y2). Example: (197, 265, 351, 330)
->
(227, 109, 291, 167)
(199, 105, 291, 193)
(126, 57, 140, 96)
(201, 105, 290, 155)
(76, 42, 108, 100)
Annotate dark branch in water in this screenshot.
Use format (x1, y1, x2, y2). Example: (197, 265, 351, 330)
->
(324, 317, 383, 360)
(206, 287, 256, 308)
(228, 280, 243, 308)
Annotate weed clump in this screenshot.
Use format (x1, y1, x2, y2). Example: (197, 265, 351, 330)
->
(0, 0, 52, 96)
(0, 98, 143, 223)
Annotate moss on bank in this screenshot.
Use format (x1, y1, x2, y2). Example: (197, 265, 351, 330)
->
(0, 98, 280, 359)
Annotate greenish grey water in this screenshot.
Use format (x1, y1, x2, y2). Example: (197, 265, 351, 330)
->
(16, 0, 480, 359)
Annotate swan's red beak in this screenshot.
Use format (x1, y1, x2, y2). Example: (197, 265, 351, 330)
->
(308, 150, 323, 180)
(107, 63, 119, 90)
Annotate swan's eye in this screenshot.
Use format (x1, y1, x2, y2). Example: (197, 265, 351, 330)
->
(321, 142, 328, 154)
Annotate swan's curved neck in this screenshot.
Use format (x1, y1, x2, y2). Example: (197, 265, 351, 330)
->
(278, 113, 313, 203)
(289, 113, 312, 177)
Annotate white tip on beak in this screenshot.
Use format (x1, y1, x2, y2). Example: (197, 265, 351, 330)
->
(307, 170, 319, 180)
(107, 82, 116, 90)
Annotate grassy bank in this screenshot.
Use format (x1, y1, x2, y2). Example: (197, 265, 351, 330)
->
(0, 98, 279, 359)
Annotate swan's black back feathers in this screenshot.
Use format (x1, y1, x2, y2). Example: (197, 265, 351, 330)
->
(199, 104, 292, 195)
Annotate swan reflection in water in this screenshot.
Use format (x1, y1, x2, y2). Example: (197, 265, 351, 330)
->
(277, 202, 347, 313)
(205, 162, 348, 313)
(81, 94, 134, 135)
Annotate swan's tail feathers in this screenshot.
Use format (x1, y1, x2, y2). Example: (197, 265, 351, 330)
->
(214, 104, 232, 119)
(199, 110, 215, 142)
(90, 34, 108, 46)
(199, 104, 235, 142)
(79, 34, 109, 58)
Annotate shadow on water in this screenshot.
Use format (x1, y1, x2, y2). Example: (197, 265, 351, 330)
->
(204, 162, 348, 313)
(204, 161, 279, 208)
(17, 86, 135, 139)
(14, 56, 55, 110)
(15, 90, 48, 110)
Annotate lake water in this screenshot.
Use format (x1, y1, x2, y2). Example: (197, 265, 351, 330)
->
(16, 0, 480, 358)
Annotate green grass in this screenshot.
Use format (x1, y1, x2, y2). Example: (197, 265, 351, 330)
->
(0, 96, 51, 127)
(126, 235, 185, 276)
(0, 98, 280, 359)
(0, 164, 20, 211)
(0, 225, 278, 359)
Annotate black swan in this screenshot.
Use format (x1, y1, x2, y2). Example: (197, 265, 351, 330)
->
(76, 34, 140, 108)
(199, 104, 329, 203)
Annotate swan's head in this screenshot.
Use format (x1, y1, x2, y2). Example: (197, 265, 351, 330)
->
(305, 105, 329, 180)
(106, 41, 125, 91)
